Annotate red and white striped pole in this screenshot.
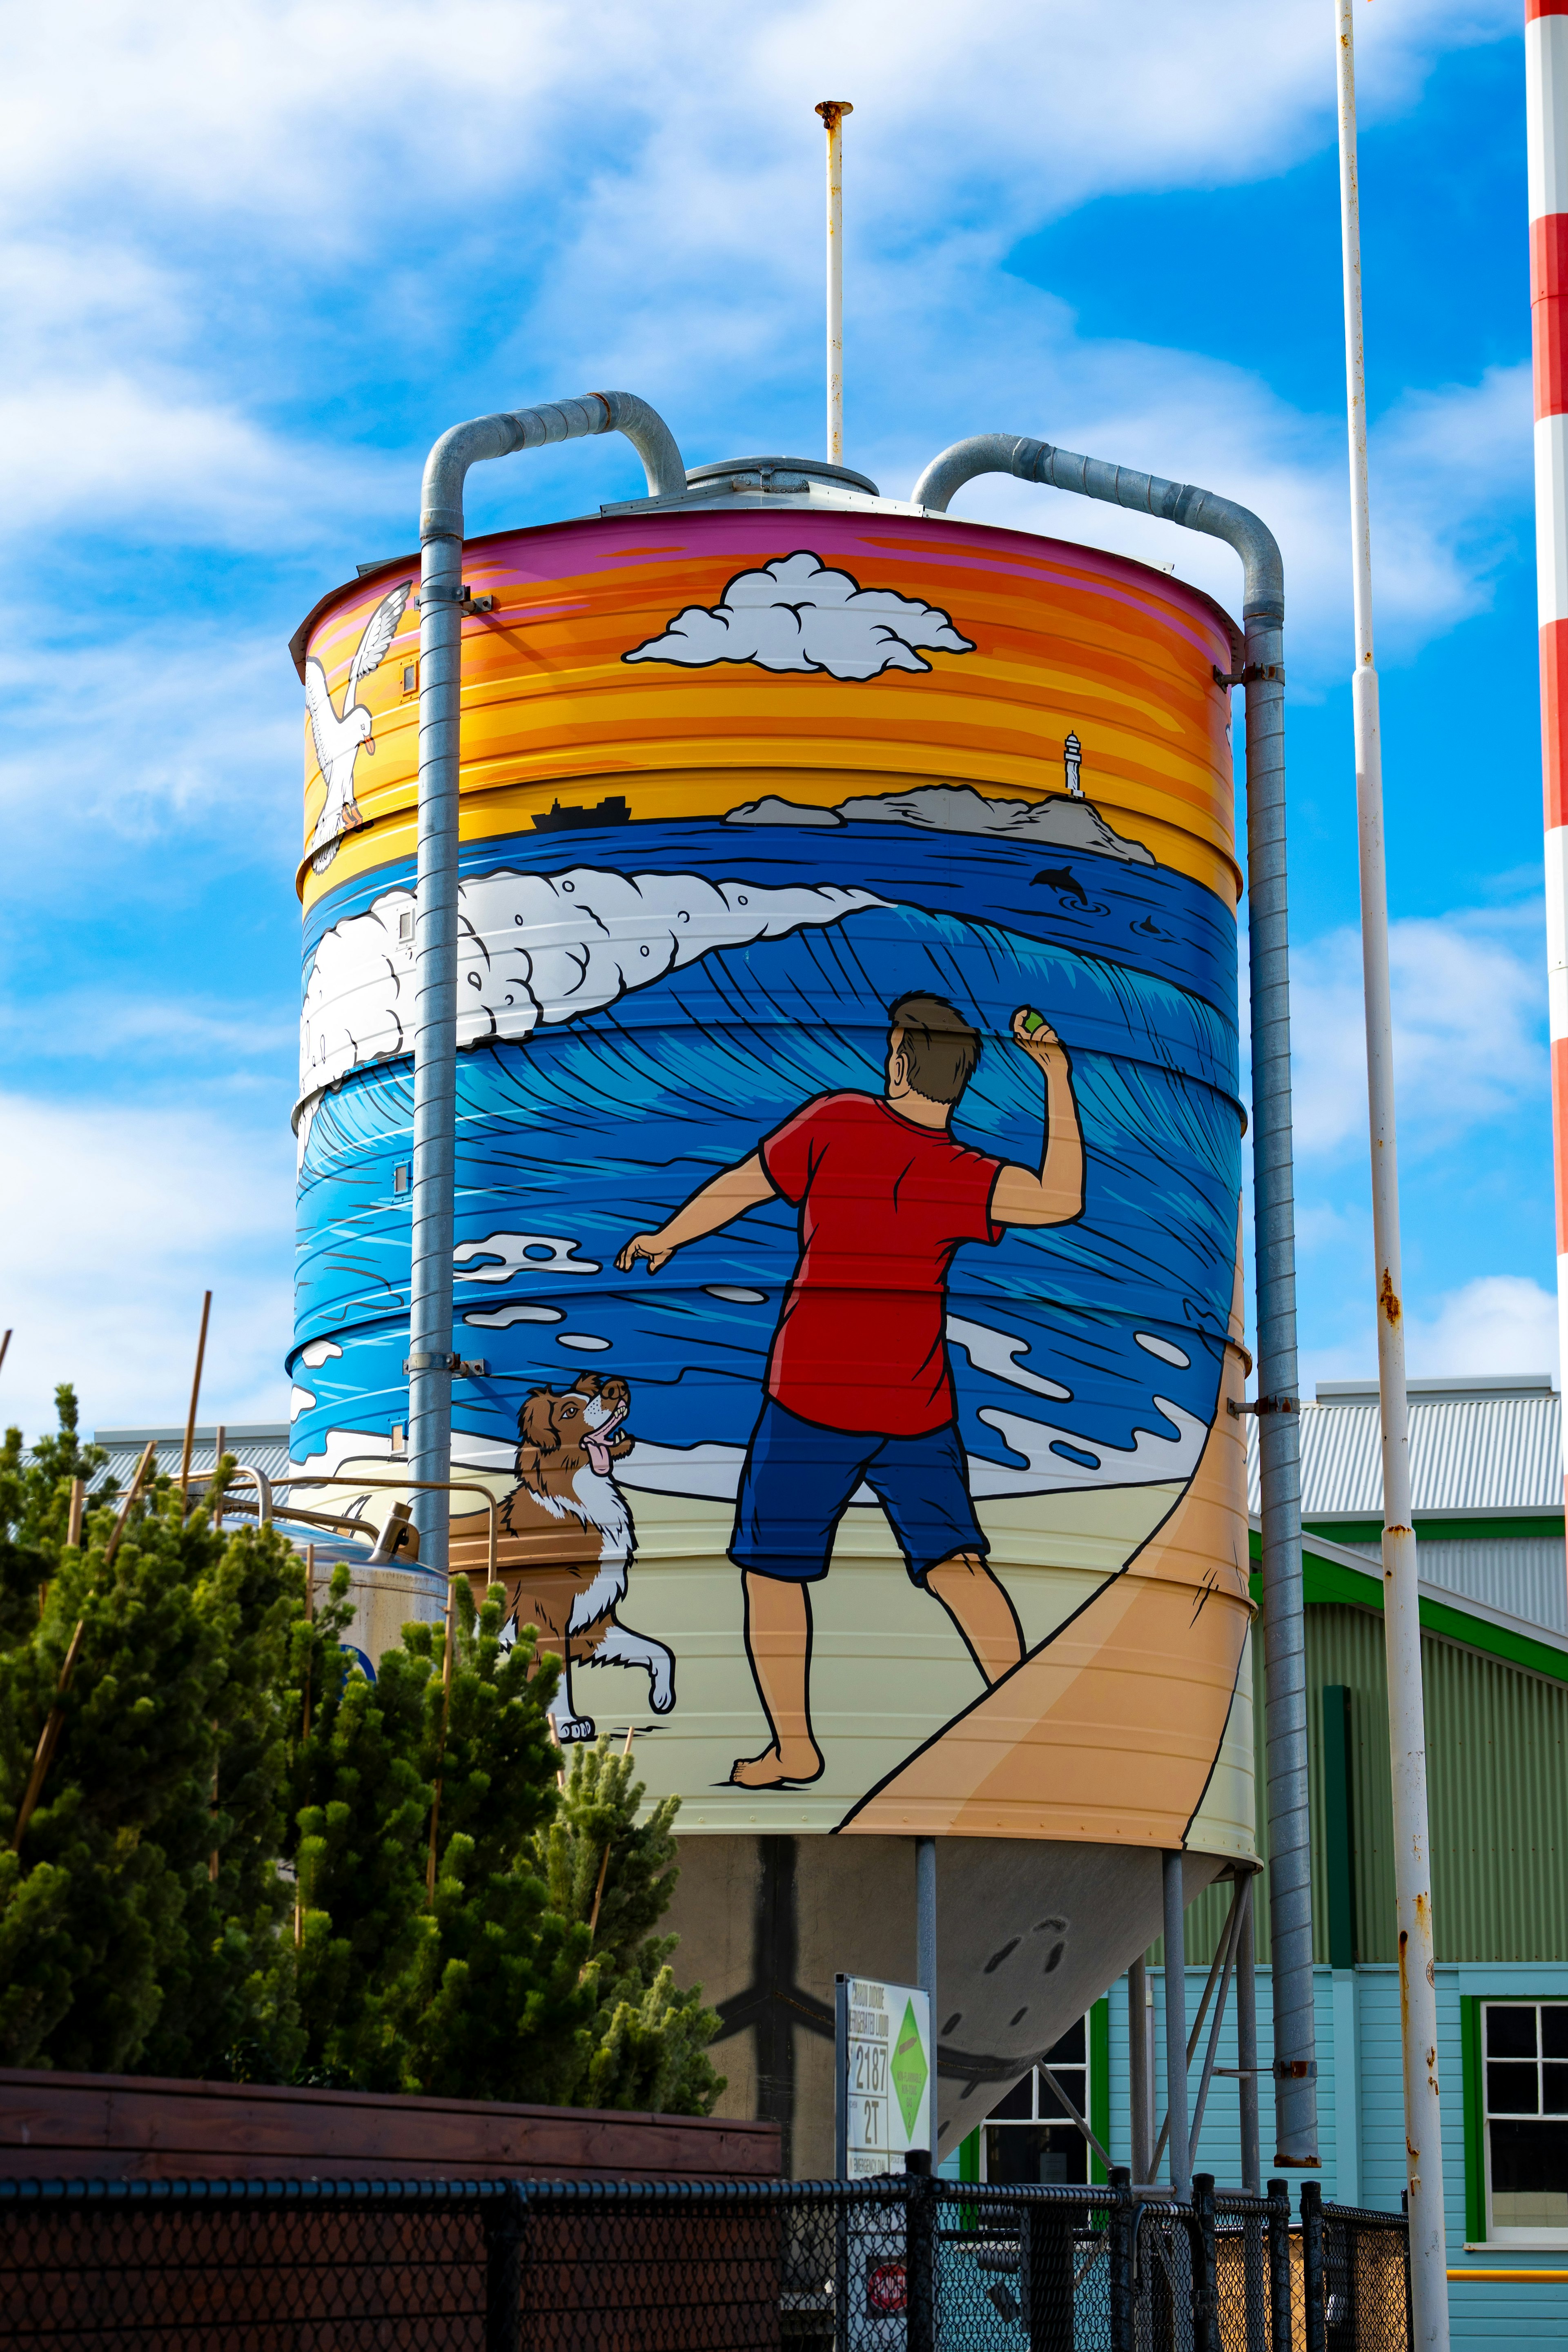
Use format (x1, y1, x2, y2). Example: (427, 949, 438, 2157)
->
(1530, 2, 1568, 1479)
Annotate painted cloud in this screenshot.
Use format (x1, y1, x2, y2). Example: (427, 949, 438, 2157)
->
(623, 550, 975, 679)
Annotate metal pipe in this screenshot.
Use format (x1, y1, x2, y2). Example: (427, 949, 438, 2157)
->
(1529, 0, 1568, 1727)
(1335, 10, 1448, 2343)
(912, 430, 1318, 2169)
(1161, 1851, 1191, 2199)
(1038, 2061, 1113, 2174)
(815, 102, 853, 463)
(915, 1830, 937, 2149)
(1236, 1874, 1261, 2194)
(1152, 1882, 1242, 2177)
(409, 393, 685, 1574)
(224, 1466, 272, 1528)
(274, 1472, 499, 1586)
(1188, 1886, 1244, 2163)
(1129, 1957, 1154, 2184)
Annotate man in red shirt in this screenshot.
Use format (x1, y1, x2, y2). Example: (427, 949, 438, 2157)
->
(615, 992, 1085, 1788)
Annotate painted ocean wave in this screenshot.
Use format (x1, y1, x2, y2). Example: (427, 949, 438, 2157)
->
(292, 881, 1240, 1483)
(301, 817, 1238, 1029)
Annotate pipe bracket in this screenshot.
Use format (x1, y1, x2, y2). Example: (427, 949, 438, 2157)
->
(416, 584, 494, 612)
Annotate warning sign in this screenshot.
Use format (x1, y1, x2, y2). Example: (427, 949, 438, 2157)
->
(835, 1975, 933, 2176)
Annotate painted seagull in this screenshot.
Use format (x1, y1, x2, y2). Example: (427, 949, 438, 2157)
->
(305, 580, 412, 873)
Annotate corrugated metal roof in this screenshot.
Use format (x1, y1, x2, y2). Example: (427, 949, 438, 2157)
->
(1333, 1533, 1568, 1635)
(89, 1424, 292, 1494)
(1244, 1379, 1562, 1519)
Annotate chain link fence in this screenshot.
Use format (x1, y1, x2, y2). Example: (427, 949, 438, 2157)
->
(1299, 2185, 1412, 2352)
(0, 2170, 1410, 2351)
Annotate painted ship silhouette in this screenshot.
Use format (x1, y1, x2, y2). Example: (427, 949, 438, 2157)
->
(532, 794, 631, 833)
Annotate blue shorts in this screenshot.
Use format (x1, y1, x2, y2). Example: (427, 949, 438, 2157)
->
(729, 1397, 987, 1586)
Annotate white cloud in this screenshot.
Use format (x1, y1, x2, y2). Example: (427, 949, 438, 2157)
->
(1285, 904, 1546, 1158)
(0, 4, 1526, 617)
(0, 1091, 293, 1442)
(1404, 1274, 1560, 1383)
(0, 991, 296, 1068)
(890, 321, 1531, 677)
(625, 550, 975, 677)
(0, 2, 1512, 240)
(0, 625, 301, 834)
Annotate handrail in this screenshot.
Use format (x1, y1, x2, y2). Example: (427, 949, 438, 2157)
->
(272, 1473, 498, 1587)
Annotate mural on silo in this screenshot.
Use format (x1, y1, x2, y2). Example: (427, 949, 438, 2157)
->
(291, 513, 1253, 1858)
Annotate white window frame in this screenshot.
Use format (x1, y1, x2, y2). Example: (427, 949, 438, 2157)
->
(1481, 1999, 1568, 2248)
(980, 2019, 1091, 2187)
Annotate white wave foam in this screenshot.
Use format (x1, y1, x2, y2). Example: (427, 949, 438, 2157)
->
(704, 1285, 768, 1304)
(454, 1232, 600, 1282)
(970, 1398, 1206, 1498)
(619, 1439, 748, 1500)
(557, 1332, 611, 1352)
(946, 1316, 1072, 1401)
(290, 1385, 315, 1419)
(285, 1426, 399, 1476)
(464, 1303, 565, 1327)
(298, 1376, 1205, 1508)
(1135, 1332, 1192, 1368)
(298, 1338, 343, 1369)
(298, 866, 883, 1118)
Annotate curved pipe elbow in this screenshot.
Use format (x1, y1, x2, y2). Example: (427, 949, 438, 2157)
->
(420, 391, 686, 542)
(912, 433, 1282, 630)
(592, 390, 687, 501)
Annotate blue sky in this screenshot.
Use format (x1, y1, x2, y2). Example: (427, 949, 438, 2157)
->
(0, 0, 1550, 1439)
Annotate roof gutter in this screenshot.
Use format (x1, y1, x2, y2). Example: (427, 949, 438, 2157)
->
(913, 432, 1315, 2175)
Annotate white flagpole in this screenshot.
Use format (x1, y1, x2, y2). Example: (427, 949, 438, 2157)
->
(816, 100, 853, 462)
(1334, 7, 1449, 2343)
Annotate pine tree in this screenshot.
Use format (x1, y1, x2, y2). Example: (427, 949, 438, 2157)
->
(0, 1386, 111, 1649)
(290, 1579, 601, 2099)
(0, 1393, 724, 2114)
(0, 1426, 308, 2076)
(540, 1737, 725, 2116)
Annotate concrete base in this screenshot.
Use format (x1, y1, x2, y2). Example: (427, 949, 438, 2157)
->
(664, 1832, 1225, 2175)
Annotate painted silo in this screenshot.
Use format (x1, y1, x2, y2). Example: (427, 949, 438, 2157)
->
(290, 455, 1254, 2174)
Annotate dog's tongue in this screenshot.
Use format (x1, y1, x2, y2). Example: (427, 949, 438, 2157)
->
(585, 1408, 625, 1475)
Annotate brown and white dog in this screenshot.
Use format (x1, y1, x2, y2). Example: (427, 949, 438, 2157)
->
(449, 1372, 674, 1742)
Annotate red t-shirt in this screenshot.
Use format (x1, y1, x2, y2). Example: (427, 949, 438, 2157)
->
(759, 1092, 1004, 1437)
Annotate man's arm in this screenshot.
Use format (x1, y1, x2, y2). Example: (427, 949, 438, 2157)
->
(990, 1009, 1086, 1228)
(615, 1152, 777, 1275)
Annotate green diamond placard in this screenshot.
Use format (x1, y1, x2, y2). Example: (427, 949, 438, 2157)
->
(891, 1998, 930, 2139)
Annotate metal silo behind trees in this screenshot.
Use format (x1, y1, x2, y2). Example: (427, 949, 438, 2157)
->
(288, 405, 1314, 2179)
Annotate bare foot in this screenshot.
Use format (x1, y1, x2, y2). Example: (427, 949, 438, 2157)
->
(730, 1740, 823, 1788)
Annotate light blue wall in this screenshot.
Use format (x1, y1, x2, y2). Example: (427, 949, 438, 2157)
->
(1098, 1962, 1568, 2348)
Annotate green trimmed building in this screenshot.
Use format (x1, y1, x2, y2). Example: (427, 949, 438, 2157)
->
(944, 1372, 1568, 2348)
